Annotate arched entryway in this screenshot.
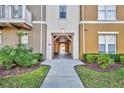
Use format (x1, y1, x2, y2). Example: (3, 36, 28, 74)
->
(52, 33, 73, 59)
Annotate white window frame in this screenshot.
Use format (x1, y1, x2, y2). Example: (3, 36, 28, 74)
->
(98, 5, 116, 21)
(98, 32, 118, 53)
(59, 5, 67, 19)
(21, 32, 29, 45)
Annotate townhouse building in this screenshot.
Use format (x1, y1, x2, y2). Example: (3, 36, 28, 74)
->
(79, 5, 124, 59)
(0, 5, 124, 59)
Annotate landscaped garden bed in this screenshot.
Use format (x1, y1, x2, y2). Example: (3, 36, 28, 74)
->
(0, 65, 50, 88)
(0, 31, 50, 87)
(0, 61, 44, 77)
(85, 63, 123, 72)
(75, 65, 124, 88)
(75, 53, 124, 88)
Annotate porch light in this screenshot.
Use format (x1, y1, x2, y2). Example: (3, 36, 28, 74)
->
(61, 28, 65, 33)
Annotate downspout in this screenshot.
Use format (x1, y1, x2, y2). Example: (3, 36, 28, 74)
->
(82, 5, 85, 54)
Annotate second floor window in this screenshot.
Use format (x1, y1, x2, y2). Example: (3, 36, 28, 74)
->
(59, 5, 66, 19)
(11, 5, 22, 18)
(21, 32, 29, 45)
(98, 5, 116, 20)
(0, 6, 5, 19)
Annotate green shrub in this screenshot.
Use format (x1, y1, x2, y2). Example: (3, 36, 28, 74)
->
(0, 44, 42, 69)
(33, 53, 43, 61)
(0, 45, 16, 70)
(14, 44, 38, 67)
(108, 54, 120, 62)
(83, 53, 124, 63)
(120, 56, 124, 64)
(97, 54, 114, 69)
(86, 55, 97, 63)
(83, 53, 99, 61)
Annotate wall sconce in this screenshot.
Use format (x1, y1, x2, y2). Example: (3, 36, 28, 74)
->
(61, 28, 65, 33)
(84, 28, 88, 31)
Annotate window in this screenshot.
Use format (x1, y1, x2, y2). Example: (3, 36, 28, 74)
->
(11, 5, 22, 18)
(21, 32, 29, 47)
(98, 34, 116, 53)
(59, 5, 66, 18)
(98, 5, 116, 20)
(0, 5, 5, 19)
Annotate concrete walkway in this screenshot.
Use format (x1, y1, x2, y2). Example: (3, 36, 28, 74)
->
(40, 59, 85, 88)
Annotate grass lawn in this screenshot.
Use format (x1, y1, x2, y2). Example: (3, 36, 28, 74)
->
(0, 65, 50, 88)
(75, 65, 124, 88)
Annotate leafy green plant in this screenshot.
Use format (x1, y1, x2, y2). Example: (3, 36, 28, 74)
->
(120, 56, 124, 64)
(97, 54, 114, 69)
(0, 45, 16, 70)
(0, 44, 42, 69)
(33, 53, 43, 61)
(83, 53, 124, 63)
(86, 55, 97, 63)
(14, 44, 38, 67)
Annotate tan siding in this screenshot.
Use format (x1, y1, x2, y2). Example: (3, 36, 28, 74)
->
(42, 24, 47, 59)
(42, 5, 46, 21)
(117, 5, 124, 21)
(1, 28, 18, 47)
(79, 24, 83, 59)
(84, 5, 98, 21)
(79, 24, 124, 59)
(27, 5, 41, 21)
(80, 5, 124, 21)
(30, 24, 41, 52)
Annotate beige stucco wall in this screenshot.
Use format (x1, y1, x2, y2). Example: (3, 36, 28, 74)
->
(27, 5, 41, 21)
(30, 24, 41, 52)
(80, 5, 124, 21)
(1, 27, 18, 47)
(0, 27, 32, 48)
(79, 24, 124, 59)
(42, 24, 47, 59)
(0, 24, 43, 57)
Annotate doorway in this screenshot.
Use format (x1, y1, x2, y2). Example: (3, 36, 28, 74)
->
(52, 33, 73, 59)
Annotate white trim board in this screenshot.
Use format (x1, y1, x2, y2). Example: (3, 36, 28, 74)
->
(32, 21, 47, 24)
(80, 21, 124, 24)
(98, 32, 119, 34)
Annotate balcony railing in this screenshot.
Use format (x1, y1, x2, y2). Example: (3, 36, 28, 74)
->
(0, 5, 32, 27)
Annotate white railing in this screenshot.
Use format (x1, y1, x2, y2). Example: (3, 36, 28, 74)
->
(0, 5, 32, 25)
(25, 9, 32, 24)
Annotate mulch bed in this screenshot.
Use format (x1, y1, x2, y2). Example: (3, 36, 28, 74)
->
(85, 63, 124, 72)
(0, 60, 44, 78)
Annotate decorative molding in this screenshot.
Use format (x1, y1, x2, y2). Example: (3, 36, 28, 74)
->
(98, 32, 119, 34)
(32, 21, 47, 24)
(80, 21, 124, 24)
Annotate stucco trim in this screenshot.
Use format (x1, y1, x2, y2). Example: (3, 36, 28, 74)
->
(32, 21, 47, 24)
(80, 21, 124, 24)
(98, 32, 119, 34)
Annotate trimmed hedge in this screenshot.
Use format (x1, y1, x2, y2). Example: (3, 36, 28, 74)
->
(86, 55, 98, 63)
(120, 56, 124, 64)
(83, 53, 124, 63)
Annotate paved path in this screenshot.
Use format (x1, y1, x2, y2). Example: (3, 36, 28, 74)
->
(40, 59, 85, 88)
